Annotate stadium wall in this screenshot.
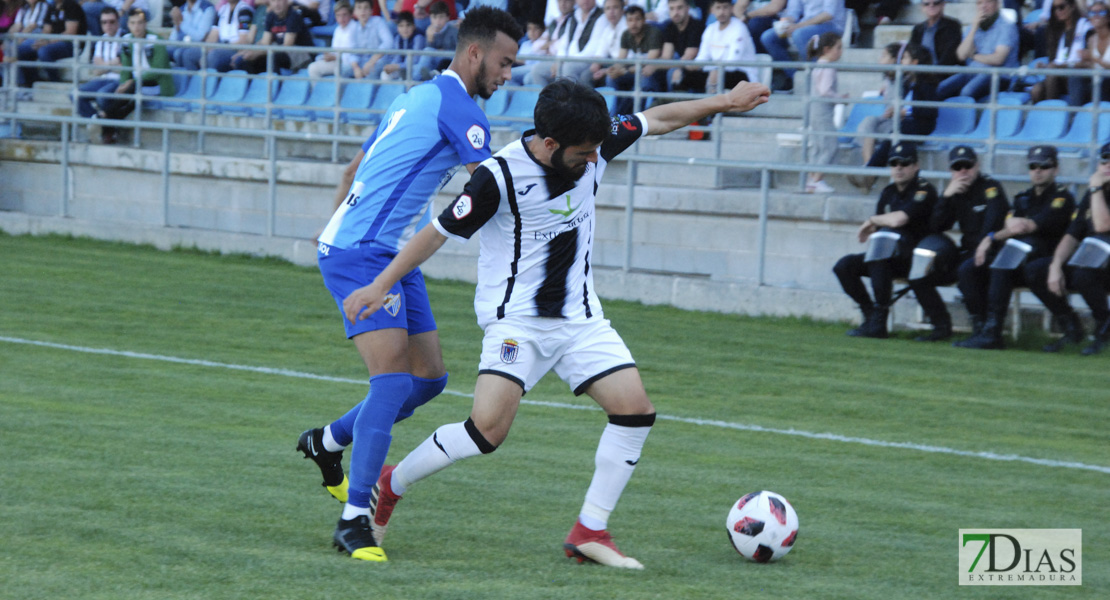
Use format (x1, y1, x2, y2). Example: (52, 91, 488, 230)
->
(0, 139, 890, 323)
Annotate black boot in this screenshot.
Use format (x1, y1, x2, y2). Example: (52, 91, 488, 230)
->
(953, 315, 985, 347)
(915, 311, 953, 342)
(848, 305, 888, 339)
(846, 305, 872, 336)
(1042, 312, 1085, 353)
(955, 312, 1005, 349)
(1081, 318, 1110, 356)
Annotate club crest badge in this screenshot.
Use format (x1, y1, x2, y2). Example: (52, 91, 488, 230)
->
(500, 339, 519, 364)
(383, 293, 401, 317)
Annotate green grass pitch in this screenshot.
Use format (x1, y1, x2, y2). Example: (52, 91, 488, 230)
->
(0, 232, 1105, 599)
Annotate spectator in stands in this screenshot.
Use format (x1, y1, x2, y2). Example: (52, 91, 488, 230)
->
(909, 0, 962, 68)
(1025, 144, 1110, 350)
(307, 0, 353, 77)
(397, 0, 457, 30)
(169, 0, 217, 69)
(74, 6, 122, 119)
(661, 0, 705, 92)
(849, 44, 937, 191)
(1074, 1, 1110, 103)
(510, 15, 547, 84)
(921, 145, 1009, 341)
(526, 0, 573, 84)
(230, 0, 314, 73)
(292, 0, 328, 26)
(833, 142, 940, 339)
(4, 0, 47, 91)
(97, 8, 175, 143)
(15, 0, 88, 87)
(682, 0, 756, 93)
(626, 0, 663, 22)
(1029, 143, 1110, 354)
(532, 0, 605, 85)
(585, 0, 627, 85)
(0, 0, 21, 33)
(760, 0, 845, 92)
(855, 42, 901, 167)
(81, 0, 152, 37)
(417, 1, 459, 79)
(606, 3, 663, 112)
(343, 0, 391, 79)
(734, 0, 785, 55)
(1030, 0, 1091, 104)
(953, 144, 1075, 350)
(197, 0, 254, 73)
(247, 0, 270, 43)
(844, 0, 905, 28)
(376, 10, 426, 79)
(806, 32, 845, 194)
(1024, 0, 1088, 59)
(936, 0, 1019, 100)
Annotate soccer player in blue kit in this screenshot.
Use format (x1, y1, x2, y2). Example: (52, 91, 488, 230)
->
(295, 7, 522, 562)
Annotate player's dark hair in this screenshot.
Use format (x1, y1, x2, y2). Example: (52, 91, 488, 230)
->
(429, 1, 450, 17)
(534, 78, 611, 148)
(806, 31, 841, 61)
(396, 10, 415, 25)
(457, 6, 524, 49)
(333, 0, 352, 14)
(710, 0, 732, 6)
(100, 6, 119, 18)
(127, 7, 146, 19)
(352, 0, 372, 6)
(624, 4, 644, 17)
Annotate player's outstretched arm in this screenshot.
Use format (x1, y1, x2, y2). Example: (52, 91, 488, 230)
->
(641, 80, 770, 136)
(342, 225, 449, 323)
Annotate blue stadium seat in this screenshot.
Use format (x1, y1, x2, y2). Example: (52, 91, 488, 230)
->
(338, 81, 376, 124)
(144, 68, 190, 110)
(493, 87, 540, 128)
(997, 99, 1070, 148)
(367, 82, 404, 122)
(227, 78, 279, 116)
(837, 101, 885, 145)
(284, 80, 337, 121)
(161, 70, 220, 112)
(922, 96, 978, 149)
(270, 78, 311, 119)
(208, 70, 249, 114)
(994, 90, 1032, 104)
(595, 86, 618, 116)
(483, 88, 510, 120)
(1057, 102, 1110, 154)
(962, 95, 1025, 144)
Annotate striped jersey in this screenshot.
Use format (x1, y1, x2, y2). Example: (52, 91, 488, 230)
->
(434, 113, 648, 329)
(318, 70, 492, 253)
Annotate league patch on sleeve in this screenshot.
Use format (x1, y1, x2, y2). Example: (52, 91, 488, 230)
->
(466, 125, 486, 150)
(914, 190, 928, 202)
(452, 194, 473, 219)
(1052, 197, 1066, 209)
(986, 187, 998, 199)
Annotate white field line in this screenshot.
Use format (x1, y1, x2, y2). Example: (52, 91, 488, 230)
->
(3, 335, 1108, 476)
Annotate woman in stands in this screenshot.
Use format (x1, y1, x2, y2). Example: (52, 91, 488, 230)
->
(1031, 0, 1091, 104)
(1074, 1, 1110, 103)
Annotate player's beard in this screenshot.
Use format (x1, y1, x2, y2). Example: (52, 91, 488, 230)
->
(475, 59, 496, 100)
(552, 147, 589, 181)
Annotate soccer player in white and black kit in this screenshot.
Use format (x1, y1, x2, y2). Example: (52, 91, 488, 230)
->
(343, 77, 770, 568)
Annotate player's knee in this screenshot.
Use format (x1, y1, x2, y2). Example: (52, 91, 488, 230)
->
(464, 417, 500, 454)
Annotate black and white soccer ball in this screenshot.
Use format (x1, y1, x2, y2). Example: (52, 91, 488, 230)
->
(725, 490, 799, 563)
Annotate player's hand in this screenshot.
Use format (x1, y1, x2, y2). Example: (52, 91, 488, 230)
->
(944, 177, 970, 197)
(974, 235, 992, 266)
(857, 218, 878, 244)
(343, 282, 388, 323)
(1047, 263, 1067, 296)
(1090, 170, 1107, 189)
(1005, 217, 1035, 236)
(724, 80, 770, 113)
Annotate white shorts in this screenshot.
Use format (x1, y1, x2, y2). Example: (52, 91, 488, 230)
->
(478, 316, 636, 395)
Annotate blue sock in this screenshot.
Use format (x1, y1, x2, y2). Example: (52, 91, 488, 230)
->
(347, 372, 412, 508)
(394, 373, 448, 423)
(329, 399, 364, 448)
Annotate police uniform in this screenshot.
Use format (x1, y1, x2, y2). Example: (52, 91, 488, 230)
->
(1026, 190, 1110, 353)
(955, 145, 1076, 349)
(834, 144, 939, 337)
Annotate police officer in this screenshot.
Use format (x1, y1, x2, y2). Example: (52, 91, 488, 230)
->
(954, 145, 1076, 350)
(925, 145, 1009, 341)
(834, 142, 940, 338)
(1027, 142, 1110, 355)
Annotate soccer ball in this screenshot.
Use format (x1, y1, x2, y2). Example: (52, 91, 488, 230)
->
(725, 490, 799, 563)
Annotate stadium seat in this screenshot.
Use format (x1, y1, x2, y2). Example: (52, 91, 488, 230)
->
(1057, 102, 1110, 154)
(837, 100, 885, 146)
(339, 81, 376, 124)
(161, 69, 220, 112)
(271, 78, 311, 119)
(961, 95, 1025, 144)
(923, 96, 978, 148)
(207, 70, 250, 114)
(997, 99, 1070, 148)
(483, 88, 510, 120)
(283, 80, 338, 121)
(143, 67, 190, 110)
(995, 90, 1032, 104)
(367, 82, 404, 122)
(493, 87, 539, 128)
(225, 78, 279, 116)
(596, 86, 618, 116)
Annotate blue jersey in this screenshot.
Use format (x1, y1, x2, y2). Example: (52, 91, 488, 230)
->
(318, 72, 492, 253)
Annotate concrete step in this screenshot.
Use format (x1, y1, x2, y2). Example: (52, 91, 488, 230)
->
(31, 81, 76, 106)
(874, 24, 915, 49)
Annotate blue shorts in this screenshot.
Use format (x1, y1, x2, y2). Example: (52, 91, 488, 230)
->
(318, 243, 437, 339)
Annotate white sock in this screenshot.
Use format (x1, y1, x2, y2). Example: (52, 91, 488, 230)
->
(322, 425, 345, 452)
(392, 421, 484, 496)
(579, 421, 652, 531)
(341, 503, 370, 521)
